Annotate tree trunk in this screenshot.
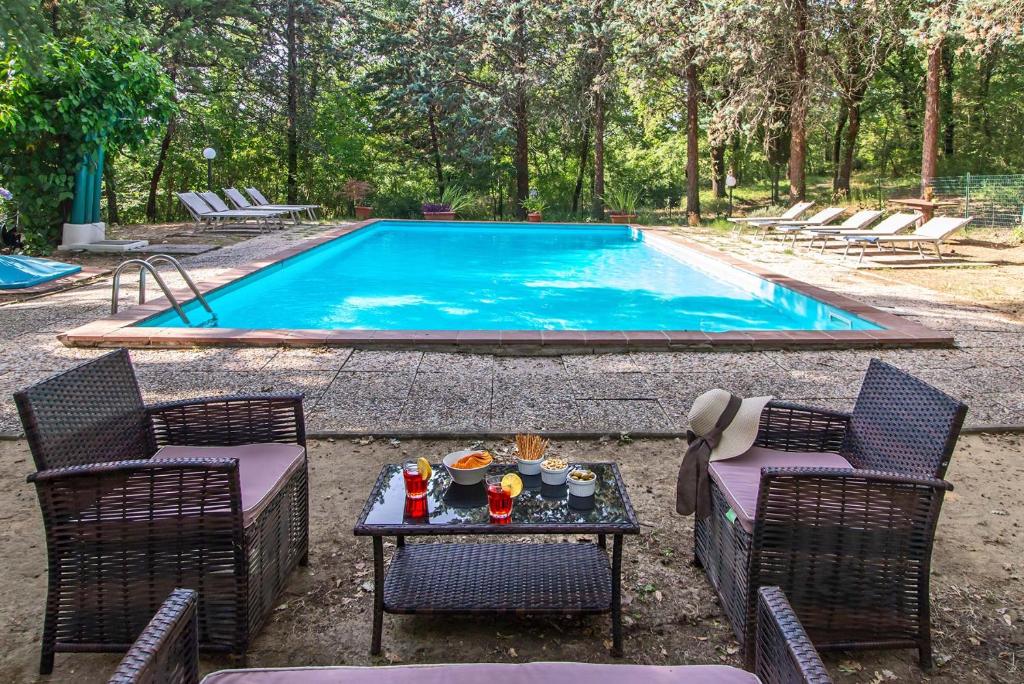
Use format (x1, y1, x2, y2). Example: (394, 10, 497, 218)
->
(571, 121, 591, 215)
(836, 101, 861, 195)
(771, 165, 780, 205)
(831, 104, 847, 191)
(286, 0, 299, 204)
(788, 0, 808, 201)
(512, 86, 530, 220)
(104, 158, 120, 225)
(685, 60, 700, 225)
(146, 116, 175, 222)
(941, 42, 954, 156)
(428, 108, 445, 199)
(591, 91, 605, 220)
(921, 40, 942, 194)
(710, 144, 726, 198)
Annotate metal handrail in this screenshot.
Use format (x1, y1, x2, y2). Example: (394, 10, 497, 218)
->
(139, 254, 213, 314)
(111, 259, 190, 324)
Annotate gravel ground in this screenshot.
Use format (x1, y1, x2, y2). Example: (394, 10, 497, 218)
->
(0, 433, 1021, 683)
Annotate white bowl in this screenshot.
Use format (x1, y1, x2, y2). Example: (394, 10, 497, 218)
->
(517, 457, 543, 475)
(540, 461, 570, 486)
(443, 450, 492, 486)
(567, 470, 597, 497)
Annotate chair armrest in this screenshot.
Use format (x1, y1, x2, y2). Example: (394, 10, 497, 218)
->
(755, 586, 833, 684)
(754, 401, 850, 453)
(147, 394, 306, 448)
(107, 589, 200, 684)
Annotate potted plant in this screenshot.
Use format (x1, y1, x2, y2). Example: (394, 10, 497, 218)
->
(522, 196, 547, 222)
(342, 179, 375, 220)
(604, 186, 641, 224)
(422, 185, 474, 220)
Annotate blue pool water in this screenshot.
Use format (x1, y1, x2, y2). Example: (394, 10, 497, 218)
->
(142, 221, 879, 331)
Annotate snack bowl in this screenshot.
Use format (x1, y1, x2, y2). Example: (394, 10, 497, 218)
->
(567, 468, 597, 497)
(516, 455, 544, 475)
(539, 457, 571, 486)
(443, 449, 492, 485)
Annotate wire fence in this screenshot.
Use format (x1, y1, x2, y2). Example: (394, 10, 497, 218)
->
(875, 174, 1024, 229)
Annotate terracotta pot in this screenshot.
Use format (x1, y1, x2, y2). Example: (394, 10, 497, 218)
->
(355, 205, 373, 220)
(527, 212, 543, 223)
(423, 211, 457, 221)
(609, 213, 638, 224)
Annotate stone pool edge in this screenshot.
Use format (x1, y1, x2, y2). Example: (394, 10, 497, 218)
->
(58, 219, 953, 351)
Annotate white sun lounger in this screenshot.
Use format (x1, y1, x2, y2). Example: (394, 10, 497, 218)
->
(728, 201, 814, 236)
(759, 206, 845, 240)
(841, 215, 973, 262)
(774, 209, 882, 246)
(225, 187, 313, 223)
(177, 192, 286, 230)
(802, 212, 921, 253)
(245, 187, 320, 220)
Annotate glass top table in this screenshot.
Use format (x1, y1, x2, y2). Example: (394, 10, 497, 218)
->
(354, 462, 640, 535)
(352, 461, 641, 658)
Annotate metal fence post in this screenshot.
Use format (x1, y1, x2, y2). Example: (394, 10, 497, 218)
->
(964, 172, 971, 218)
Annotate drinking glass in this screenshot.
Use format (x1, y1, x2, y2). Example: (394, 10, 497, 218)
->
(402, 461, 428, 499)
(485, 474, 513, 522)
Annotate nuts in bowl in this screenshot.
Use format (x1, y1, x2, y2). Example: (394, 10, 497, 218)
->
(540, 457, 570, 485)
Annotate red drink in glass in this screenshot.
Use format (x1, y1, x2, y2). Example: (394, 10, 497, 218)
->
(486, 475, 513, 521)
(403, 461, 427, 499)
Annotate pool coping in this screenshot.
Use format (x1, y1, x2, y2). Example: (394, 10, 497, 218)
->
(58, 219, 954, 351)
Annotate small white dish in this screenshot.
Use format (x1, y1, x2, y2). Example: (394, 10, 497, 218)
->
(540, 459, 570, 486)
(567, 469, 597, 497)
(517, 457, 543, 475)
(443, 449, 492, 486)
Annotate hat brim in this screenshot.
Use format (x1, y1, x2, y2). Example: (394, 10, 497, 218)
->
(708, 395, 773, 462)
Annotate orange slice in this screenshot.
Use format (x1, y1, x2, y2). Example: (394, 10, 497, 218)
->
(501, 472, 524, 498)
(417, 457, 432, 481)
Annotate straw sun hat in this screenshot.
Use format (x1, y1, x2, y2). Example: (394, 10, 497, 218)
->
(688, 388, 773, 461)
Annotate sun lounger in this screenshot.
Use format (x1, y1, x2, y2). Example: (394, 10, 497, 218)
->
(198, 191, 288, 227)
(803, 212, 921, 253)
(773, 209, 881, 245)
(177, 192, 286, 230)
(728, 201, 814, 236)
(758, 206, 845, 240)
(224, 187, 312, 223)
(245, 186, 320, 220)
(841, 215, 973, 262)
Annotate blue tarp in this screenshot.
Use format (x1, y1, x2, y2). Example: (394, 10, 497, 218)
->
(0, 255, 82, 290)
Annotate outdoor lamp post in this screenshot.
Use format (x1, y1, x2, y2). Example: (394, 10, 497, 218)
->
(726, 173, 737, 217)
(203, 147, 217, 190)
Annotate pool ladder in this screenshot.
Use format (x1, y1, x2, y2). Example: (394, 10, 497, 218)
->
(111, 255, 214, 326)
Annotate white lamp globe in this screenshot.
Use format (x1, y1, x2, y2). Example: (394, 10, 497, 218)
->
(202, 147, 217, 160)
(726, 174, 737, 188)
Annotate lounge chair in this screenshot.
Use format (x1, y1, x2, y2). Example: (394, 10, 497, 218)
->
(176, 192, 286, 230)
(224, 187, 312, 223)
(757, 206, 845, 240)
(108, 587, 834, 684)
(694, 359, 967, 669)
(198, 191, 289, 228)
(16, 350, 310, 674)
(728, 201, 814, 236)
(802, 211, 921, 253)
(773, 208, 881, 245)
(245, 186, 320, 220)
(841, 215, 973, 262)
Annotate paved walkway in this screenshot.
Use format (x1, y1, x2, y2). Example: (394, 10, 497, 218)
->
(2, 224, 1022, 435)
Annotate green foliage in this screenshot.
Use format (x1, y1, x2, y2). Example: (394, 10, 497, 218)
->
(0, 35, 174, 251)
(603, 186, 641, 214)
(439, 185, 477, 214)
(521, 196, 548, 213)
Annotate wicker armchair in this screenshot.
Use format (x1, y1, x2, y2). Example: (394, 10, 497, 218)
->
(108, 587, 833, 684)
(695, 359, 967, 670)
(15, 349, 309, 674)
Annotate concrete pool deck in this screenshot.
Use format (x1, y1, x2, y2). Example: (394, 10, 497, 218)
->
(58, 219, 950, 349)
(1, 222, 1022, 436)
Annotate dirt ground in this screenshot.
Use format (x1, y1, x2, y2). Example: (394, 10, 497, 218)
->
(0, 433, 1020, 683)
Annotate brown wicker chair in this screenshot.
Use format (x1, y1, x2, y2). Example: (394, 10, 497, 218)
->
(695, 358, 967, 670)
(108, 587, 833, 684)
(15, 349, 309, 674)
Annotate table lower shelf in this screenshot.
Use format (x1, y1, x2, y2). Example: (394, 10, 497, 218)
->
(383, 542, 612, 615)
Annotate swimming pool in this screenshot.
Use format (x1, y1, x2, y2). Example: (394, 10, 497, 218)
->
(141, 221, 878, 332)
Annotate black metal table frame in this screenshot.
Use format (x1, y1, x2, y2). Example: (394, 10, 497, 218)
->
(353, 462, 641, 657)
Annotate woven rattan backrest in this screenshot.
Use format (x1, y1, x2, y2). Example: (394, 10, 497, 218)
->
(14, 349, 153, 471)
(842, 359, 967, 479)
